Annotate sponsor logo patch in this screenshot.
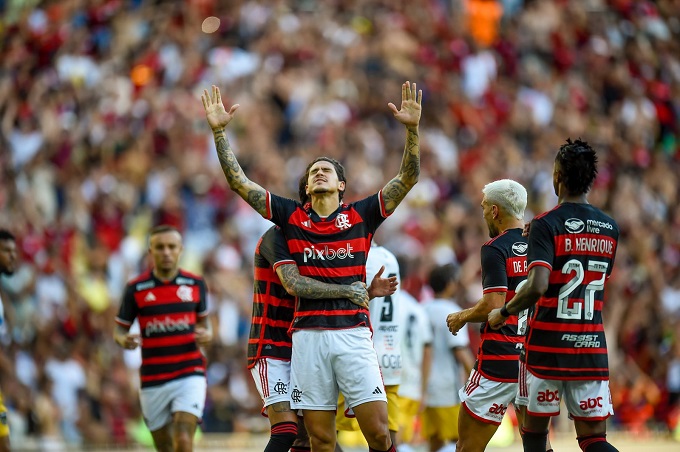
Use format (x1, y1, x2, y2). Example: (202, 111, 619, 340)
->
(565, 218, 585, 233)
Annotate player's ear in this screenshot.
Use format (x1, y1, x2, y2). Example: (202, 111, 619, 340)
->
(338, 180, 346, 191)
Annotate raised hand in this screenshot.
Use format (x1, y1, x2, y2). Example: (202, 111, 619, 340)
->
(388, 81, 422, 128)
(368, 265, 399, 299)
(201, 85, 240, 131)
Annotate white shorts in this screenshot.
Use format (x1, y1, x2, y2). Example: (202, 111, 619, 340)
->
(515, 360, 529, 407)
(290, 328, 387, 410)
(459, 369, 518, 425)
(140, 375, 207, 432)
(250, 358, 292, 409)
(525, 371, 614, 420)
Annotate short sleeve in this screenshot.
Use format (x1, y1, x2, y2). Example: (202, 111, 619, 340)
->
(351, 193, 388, 234)
(527, 218, 555, 272)
(115, 284, 137, 327)
(480, 244, 508, 294)
(197, 279, 209, 317)
(260, 227, 295, 269)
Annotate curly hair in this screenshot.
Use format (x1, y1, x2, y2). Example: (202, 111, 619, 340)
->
(555, 138, 598, 195)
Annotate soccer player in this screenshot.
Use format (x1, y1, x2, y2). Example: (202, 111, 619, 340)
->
(249, 225, 397, 452)
(336, 243, 402, 447)
(489, 138, 620, 452)
(202, 80, 421, 452)
(0, 229, 17, 452)
(114, 225, 212, 452)
(445, 179, 548, 452)
(396, 279, 433, 452)
(422, 263, 475, 452)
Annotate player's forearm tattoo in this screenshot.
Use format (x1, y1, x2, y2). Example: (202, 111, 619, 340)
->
(278, 265, 350, 299)
(383, 126, 420, 212)
(213, 129, 267, 215)
(214, 129, 246, 186)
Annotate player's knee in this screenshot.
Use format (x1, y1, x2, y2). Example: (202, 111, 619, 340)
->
(366, 428, 391, 450)
(174, 432, 193, 452)
(307, 427, 335, 446)
(455, 437, 480, 452)
(577, 433, 618, 451)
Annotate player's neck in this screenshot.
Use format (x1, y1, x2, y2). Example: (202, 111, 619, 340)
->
(499, 218, 524, 234)
(310, 195, 341, 217)
(558, 193, 588, 205)
(153, 268, 180, 281)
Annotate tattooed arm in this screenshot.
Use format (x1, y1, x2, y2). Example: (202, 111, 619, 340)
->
(382, 81, 422, 214)
(201, 85, 269, 217)
(276, 264, 370, 308)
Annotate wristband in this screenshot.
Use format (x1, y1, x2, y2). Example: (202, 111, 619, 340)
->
(500, 305, 511, 317)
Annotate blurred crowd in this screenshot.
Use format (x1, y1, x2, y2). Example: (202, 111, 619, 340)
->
(0, 0, 679, 448)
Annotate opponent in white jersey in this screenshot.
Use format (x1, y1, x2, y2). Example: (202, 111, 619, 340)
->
(423, 263, 474, 452)
(397, 289, 433, 450)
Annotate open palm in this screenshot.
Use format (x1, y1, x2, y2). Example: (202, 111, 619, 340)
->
(388, 81, 422, 127)
(201, 85, 240, 131)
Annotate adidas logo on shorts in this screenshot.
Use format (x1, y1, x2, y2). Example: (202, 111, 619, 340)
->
(372, 386, 383, 395)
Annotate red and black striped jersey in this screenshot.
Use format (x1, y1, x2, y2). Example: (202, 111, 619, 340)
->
(265, 191, 389, 331)
(525, 203, 618, 380)
(476, 228, 527, 382)
(247, 226, 297, 369)
(115, 269, 208, 388)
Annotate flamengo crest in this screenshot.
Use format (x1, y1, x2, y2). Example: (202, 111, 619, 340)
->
(335, 213, 351, 230)
(177, 285, 194, 302)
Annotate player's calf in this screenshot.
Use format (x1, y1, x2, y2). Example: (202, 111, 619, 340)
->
(521, 427, 548, 452)
(265, 421, 298, 452)
(577, 433, 619, 452)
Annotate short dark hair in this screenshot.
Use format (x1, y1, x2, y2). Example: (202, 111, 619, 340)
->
(428, 263, 459, 294)
(149, 225, 181, 237)
(303, 157, 347, 202)
(0, 230, 15, 242)
(555, 138, 598, 196)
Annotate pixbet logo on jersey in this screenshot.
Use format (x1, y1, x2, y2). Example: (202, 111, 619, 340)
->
(145, 315, 191, 336)
(303, 243, 355, 262)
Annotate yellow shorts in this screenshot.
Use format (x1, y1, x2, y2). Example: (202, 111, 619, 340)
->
(336, 385, 400, 432)
(422, 405, 460, 442)
(0, 391, 9, 438)
(397, 396, 421, 443)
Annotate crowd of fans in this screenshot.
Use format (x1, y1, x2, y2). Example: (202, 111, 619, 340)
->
(0, 0, 679, 448)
